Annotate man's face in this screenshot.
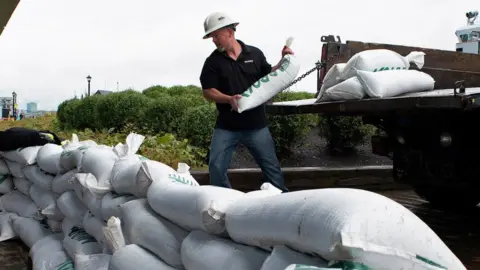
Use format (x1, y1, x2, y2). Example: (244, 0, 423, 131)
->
(209, 28, 231, 52)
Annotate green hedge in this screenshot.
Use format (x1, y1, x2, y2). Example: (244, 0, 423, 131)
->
(57, 85, 318, 159)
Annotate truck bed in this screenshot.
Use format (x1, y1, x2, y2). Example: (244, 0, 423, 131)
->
(267, 88, 480, 116)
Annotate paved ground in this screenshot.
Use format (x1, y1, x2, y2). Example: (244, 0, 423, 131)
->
(230, 127, 392, 168)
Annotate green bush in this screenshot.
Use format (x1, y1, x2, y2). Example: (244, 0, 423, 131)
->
(177, 103, 217, 149)
(317, 116, 376, 152)
(267, 91, 319, 157)
(96, 91, 150, 131)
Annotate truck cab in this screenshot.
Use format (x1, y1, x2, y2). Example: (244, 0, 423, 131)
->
(267, 11, 480, 210)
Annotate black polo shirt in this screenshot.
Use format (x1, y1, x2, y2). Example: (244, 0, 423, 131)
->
(199, 40, 272, 131)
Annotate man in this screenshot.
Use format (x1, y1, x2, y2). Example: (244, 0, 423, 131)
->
(199, 12, 293, 192)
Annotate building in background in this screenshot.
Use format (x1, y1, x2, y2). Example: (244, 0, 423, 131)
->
(26, 102, 38, 113)
(94, 90, 113, 96)
(0, 97, 13, 117)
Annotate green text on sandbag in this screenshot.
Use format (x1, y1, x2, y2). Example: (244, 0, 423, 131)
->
(241, 56, 291, 98)
(56, 261, 74, 270)
(68, 226, 97, 244)
(373, 67, 407, 72)
(168, 174, 195, 186)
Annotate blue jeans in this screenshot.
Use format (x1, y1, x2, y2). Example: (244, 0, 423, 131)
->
(208, 127, 288, 192)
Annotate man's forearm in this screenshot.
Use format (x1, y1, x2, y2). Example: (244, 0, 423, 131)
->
(203, 88, 231, 103)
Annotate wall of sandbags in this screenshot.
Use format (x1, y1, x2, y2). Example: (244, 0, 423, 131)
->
(0, 132, 467, 270)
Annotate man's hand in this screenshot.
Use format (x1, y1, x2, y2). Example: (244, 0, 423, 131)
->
(229, 95, 242, 112)
(282, 46, 294, 57)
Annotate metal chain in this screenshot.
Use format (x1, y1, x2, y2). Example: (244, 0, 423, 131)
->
(280, 50, 341, 91)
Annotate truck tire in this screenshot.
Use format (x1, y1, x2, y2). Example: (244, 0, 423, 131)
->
(413, 184, 480, 210)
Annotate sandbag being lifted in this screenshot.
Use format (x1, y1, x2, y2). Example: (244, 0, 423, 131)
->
(237, 37, 300, 113)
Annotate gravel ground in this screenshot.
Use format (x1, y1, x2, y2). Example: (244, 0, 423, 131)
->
(229, 127, 392, 168)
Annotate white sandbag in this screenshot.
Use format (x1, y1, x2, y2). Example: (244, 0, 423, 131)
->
(59, 134, 98, 171)
(109, 244, 177, 270)
(57, 191, 88, 226)
(80, 145, 118, 191)
(340, 49, 426, 80)
(260, 245, 328, 270)
(322, 77, 365, 101)
(10, 215, 53, 248)
(23, 165, 55, 191)
(0, 159, 10, 175)
(76, 172, 111, 197)
(134, 160, 182, 197)
(175, 162, 200, 186)
(100, 192, 136, 222)
(110, 133, 147, 195)
(237, 54, 301, 113)
(29, 184, 64, 220)
(12, 176, 30, 195)
(1, 145, 41, 165)
(5, 159, 25, 178)
(37, 143, 64, 175)
(79, 185, 104, 218)
(111, 154, 146, 196)
(0, 175, 14, 194)
(120, 199, 188, 268)
(317, 63, 346, 100)
(83, 211, 108, 250)
(356, 69, 435, 98)
(225, 188, 466, 270)
(103, 216, 126, 253)
(0, 212, 18, 241)
(0, 190, 42, 219)
(52, 169, 77, 194)
(30, 233, 74, 270)
(181, 230, 269, 270)
(62, 218, 102, 259)
(75, 254, 111, 270)
(147, 183, 244, 235)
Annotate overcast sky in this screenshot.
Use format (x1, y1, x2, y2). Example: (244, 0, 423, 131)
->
(0, 0, 476, 110)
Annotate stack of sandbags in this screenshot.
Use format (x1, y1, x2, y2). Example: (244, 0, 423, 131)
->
(316, 49, 434, 101)
(0, 131, 202, 269)
(0, 130, 467, 270)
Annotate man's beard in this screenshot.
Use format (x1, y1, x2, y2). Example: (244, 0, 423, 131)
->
(216, 45, 225, 52)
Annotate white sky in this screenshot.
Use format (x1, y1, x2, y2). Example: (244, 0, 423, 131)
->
(0, 0, 476, 110)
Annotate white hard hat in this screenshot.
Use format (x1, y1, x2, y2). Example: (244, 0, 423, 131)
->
(203, 12, 239, 39)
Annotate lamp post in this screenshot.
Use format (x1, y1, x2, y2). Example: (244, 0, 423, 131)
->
(86, 75, 92, 96)
(12, 92, 17, 120)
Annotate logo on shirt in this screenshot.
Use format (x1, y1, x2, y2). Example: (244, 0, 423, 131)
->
(244, 60, 254, 63)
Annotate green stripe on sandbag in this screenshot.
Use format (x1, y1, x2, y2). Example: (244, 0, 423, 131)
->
(0, 174, 8, 184)
(416, 255, 448, 269)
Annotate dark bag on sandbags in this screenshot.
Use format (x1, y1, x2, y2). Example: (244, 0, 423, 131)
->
(0, 127, 63, 151)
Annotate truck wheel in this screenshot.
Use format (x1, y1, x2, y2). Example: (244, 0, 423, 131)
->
(413, 185, 480, 210)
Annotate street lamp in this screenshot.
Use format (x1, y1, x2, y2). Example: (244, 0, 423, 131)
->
(12, 92, 16, 120)
(86, 75, 92, 96)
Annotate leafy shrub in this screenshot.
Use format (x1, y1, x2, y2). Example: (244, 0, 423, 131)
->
(139, 133, 206, 168)
(177, 104, 217, 149)
(267, 91, 319, 157)
(317, 116, 376, 153)
(140, 96, 190, 135)
(96, 90, 150, 131)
